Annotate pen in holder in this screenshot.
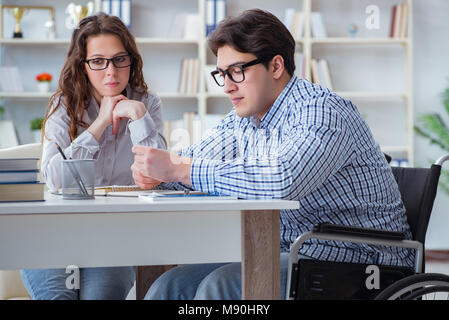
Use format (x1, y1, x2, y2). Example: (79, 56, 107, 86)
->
(55, 143, 93, 199)
(61, 159, 94, 199)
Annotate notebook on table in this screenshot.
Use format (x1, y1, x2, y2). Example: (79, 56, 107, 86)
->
(138, 190, 237, 202)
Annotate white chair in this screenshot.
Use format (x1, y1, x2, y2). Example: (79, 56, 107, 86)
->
(0, 143, 43, 300)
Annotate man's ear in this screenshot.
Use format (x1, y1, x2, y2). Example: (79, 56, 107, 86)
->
(270, 55, 285, 80)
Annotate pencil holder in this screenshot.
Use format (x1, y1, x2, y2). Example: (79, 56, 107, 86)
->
(61, 159, 95, 199)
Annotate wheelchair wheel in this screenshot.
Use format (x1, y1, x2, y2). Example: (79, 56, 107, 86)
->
(375, 273, 449, 300)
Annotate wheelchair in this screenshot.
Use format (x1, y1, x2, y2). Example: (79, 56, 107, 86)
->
(286, 154, 449, 300)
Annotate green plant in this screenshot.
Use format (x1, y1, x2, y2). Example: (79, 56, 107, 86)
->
(30, 117, 44, 131)
(0, 106, 4, 119)
(414, 81, 449, 193)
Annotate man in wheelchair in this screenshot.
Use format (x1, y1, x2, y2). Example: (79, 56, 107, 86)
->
(140, 9, 431, 300)
(287, 154, 447, 300)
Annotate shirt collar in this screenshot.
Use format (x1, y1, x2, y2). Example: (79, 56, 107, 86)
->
(252, 75, 297, 129)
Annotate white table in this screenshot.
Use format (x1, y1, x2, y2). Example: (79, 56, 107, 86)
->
(0, 192, 298, 299)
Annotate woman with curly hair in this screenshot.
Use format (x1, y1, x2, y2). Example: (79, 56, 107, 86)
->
(20, 12, 166, 300)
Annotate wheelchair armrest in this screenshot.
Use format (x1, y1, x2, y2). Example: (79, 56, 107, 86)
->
(313, 223, 406, 241)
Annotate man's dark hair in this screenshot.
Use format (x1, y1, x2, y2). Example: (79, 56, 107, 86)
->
(208, 9, 296, 76)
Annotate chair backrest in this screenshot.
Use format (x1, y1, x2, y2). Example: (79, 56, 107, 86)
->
(391, 164, 441, 245)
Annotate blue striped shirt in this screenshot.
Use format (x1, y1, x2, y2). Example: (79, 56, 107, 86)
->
(169, 76, 414, 268)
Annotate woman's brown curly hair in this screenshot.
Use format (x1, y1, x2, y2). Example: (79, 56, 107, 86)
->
(42, 12, 148, 142)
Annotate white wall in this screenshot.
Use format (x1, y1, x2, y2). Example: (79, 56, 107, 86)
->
(413, 0, 449, 249)
(2, 0, 449, 247)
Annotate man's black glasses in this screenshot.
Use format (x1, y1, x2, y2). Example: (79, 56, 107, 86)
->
(211, 58, 263, 87)
(84, 54, 132, 71)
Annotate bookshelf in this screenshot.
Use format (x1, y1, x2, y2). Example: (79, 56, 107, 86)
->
(0, 0, 413, 164)
(308, 0, 413, 164)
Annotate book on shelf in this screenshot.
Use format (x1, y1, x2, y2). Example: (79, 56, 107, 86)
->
(310, 58, 333, 90)
(169, 13, 187, 38)
(310, 12, 327, 38)
(310, 59, 320, 85)
(294, 52, 305, 79)
(139, 190, 237, 202)
(0, 121, 19, 148)
(318, 59, 333, 91)
(283, 9, 305, 40)
(168, 13, 202, 40)
(206, 0, 227, 36)
(390, 4, 408, 38)
(178, 58, 200, 94)
(184, 14, 201, 40)
(0, 67, 24, 92)
(0, 182, 45, 202)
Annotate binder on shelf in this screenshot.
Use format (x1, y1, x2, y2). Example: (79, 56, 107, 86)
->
(206, 0, 227, 36)
(101, 0, 131, 28)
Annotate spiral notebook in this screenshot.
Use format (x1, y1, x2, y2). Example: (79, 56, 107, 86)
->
(94, 185, 142, 196)
(55, 185, 142, 196)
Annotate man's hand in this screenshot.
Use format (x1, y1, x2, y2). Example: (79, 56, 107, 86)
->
(132, 146, 192, 186)
(131, 162, 162, 189)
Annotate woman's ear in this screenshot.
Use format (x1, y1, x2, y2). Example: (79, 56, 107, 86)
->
(270, 55, 285, 80)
